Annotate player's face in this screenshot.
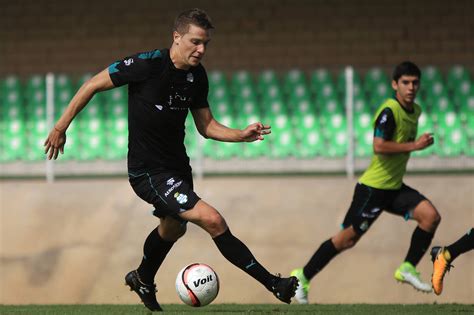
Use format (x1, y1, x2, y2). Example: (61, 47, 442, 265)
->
(173, 24, 211, 69)
(392, 75, 420, 107)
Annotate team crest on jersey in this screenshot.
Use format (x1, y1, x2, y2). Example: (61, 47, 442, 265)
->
(186, 72, 194, 82)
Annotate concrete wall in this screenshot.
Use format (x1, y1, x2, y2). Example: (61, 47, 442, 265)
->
(0, 175, 473, 304)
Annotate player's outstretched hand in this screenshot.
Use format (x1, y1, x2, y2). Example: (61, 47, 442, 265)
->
(415, 132, 434, 151)
(241, 122, 271, 142)
(44, 127, 66, 160)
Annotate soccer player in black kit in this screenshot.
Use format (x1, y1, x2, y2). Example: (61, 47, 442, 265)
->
(44, 8, 297, 311)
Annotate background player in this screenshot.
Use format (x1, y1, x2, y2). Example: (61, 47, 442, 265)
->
(291, 61, 440, 303)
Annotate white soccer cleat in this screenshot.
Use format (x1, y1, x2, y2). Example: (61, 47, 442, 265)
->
(394, 262, 432, 293)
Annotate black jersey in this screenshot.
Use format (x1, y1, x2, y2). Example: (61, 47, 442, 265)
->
(108, 49, 209, 173)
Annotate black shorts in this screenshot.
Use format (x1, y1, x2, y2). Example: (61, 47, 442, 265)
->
(128, 170, 201, 222)
(342, 182, 428, 235)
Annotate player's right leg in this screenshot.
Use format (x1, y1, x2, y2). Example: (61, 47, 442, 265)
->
(179, 200, 298, 304)
(127, 171, 197, 311)
(291, 183, 378, 304)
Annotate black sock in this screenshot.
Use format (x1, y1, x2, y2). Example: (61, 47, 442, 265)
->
(213, 228, 275, 291)
(404, 226, 434, 266)
(446, 227, 474, 262)
(303, 239, 339, 280)
(137, 227, 174, 284)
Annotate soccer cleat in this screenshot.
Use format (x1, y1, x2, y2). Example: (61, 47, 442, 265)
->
(271, 274, 298, 304)
(125, 270, 163, 312)
(394, 262, 432, 293)
(290, 268, 310, 304)
(430, 246, 453, 295)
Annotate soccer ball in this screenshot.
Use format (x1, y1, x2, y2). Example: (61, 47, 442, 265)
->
(175, 263, 219, 307)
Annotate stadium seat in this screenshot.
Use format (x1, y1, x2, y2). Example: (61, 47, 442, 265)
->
(446, 65, 471, 93)
(283, 69, 307, 96)
(208, 70, 228, 88)
(364, 67, 389, 90)
(257, 70, 279, 97)
(355, 130, 373, 158)
(309, 68, 333, 95)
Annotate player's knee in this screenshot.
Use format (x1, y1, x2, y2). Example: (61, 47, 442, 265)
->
(333, 228, 361, 251)
(343, 235, 360, 249)
(423, 205, 441, 228)
(430, 211, 441, 228)
(160, 220, 187, 241)
(174, 224, 187, 239)
(203, 212, 227, 236)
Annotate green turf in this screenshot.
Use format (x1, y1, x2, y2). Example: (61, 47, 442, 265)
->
(1, 304, 473, 315)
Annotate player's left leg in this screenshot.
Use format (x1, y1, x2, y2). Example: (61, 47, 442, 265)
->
(390, 185, 441, 292)
(179, 200, 298, 303)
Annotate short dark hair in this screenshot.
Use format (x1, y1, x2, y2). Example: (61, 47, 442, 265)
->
(392, 61, 421, 81)
(174, 8, 214, 34)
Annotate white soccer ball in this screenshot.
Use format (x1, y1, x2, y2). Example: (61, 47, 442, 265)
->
(175, 263, 219, 307)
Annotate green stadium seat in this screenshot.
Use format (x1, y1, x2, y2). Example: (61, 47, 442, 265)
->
(269, 127, 295, 158)
(430, 96, 455, 124)
(355, 130, 373, 158)
(231, 70, 253, 95)
(364, 67, 389, 94)
(435, 128, 467, 157)
(208, 70, 228, 88)
(257, 70, 279, 96)
(283, 69, 307, 95)
(25, 75, 45, 99)
(1, 133, 26, 161)
(446, 65, 471, 92)
(104, 133, 127, 160)
(453, 79, 471, 110)
(422, 66, 443, 85)
(310, 68, 333, 95)
(368, 81, 392, 109)
(322, 129, 348, 158)
(1, 75, 22, 97)
(297, 129, 324, 158)
(423, 81, 448, 106)
(436, 111, 461, 142)
(319, 97, 344, 129)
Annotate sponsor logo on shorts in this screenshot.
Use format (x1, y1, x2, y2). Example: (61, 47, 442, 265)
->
(124, 58, 134, 66)
(164, 180, 183, 197)
(174, 192, 188, 205)
(361, 207, 381, 219)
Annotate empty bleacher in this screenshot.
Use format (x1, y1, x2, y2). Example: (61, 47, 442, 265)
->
(1, 66, 472, 167)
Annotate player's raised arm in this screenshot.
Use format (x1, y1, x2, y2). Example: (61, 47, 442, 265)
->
(191, 107, 271, 142)
(44, 68, 115, 160)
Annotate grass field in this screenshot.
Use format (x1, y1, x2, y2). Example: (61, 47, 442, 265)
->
(1, 304, 473, 314)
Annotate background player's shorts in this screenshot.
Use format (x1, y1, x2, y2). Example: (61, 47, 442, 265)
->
(342, 182, 428, 234)
(128, 170, 200, 222)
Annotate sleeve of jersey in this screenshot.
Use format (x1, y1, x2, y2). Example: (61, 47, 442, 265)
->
(107, 53, 152, 87)
(191, 67, 210, 109)
(374, 107, 396, 140)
